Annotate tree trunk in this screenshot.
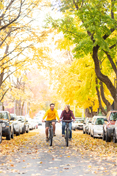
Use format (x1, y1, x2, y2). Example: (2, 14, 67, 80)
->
(93, 46, 116, 101)
(100, 81, 112, 112)
(96, 79, 107, 115)
(21, 101, 24, 115)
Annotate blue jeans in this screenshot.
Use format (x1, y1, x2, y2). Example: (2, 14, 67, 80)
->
(62, 122, 72, 139)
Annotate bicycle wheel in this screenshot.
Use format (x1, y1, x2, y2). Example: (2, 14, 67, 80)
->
(49, 127, 53, 146)
(65, 128, 69, 147)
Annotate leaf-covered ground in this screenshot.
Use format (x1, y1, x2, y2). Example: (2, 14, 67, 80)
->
(0, 126, 117, 176)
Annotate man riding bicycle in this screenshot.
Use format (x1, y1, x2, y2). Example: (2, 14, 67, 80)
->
(60, 105, 75, 141)
(42, 103, 60, 142)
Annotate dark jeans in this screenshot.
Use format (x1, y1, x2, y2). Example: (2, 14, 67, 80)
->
(62, 122, 72, 139)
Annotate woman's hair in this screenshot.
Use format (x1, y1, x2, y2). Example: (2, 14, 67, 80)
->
(66, 105, 70, 110)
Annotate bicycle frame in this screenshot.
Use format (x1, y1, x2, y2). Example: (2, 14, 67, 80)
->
(62, 120, 72, 147)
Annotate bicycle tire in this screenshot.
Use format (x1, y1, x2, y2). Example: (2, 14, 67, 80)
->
(65, 128, 69, 147)
(49, 127, 53, 146)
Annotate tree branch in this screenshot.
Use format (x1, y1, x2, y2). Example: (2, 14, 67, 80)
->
(103, 50, 116, 73)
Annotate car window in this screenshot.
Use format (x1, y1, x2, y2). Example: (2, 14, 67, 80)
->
(95, 118, 104, 125)
(0, 112, 8, 119)
(110, 112, 117, 121)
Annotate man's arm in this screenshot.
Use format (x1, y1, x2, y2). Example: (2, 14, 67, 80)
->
(42, 110, 48, 120)
(55, 111, 60, 121)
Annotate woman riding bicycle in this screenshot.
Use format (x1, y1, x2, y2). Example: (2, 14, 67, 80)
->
(60, 105, 75, 141)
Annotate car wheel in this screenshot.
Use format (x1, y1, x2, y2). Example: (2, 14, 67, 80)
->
(26, 127, 29, 133)
(6, 129, 11, 140)
(0, 134, 2, 143)
(90, 131, 93, 137)
(102, 129, 106, 140)
(16, 130, 20, 136)
(83, 128, 85, 134)
(93, 131, 95, 138)
(11, 130, 14, 139)
(113, 130, 117, 143)
(22, 126, 26, 134)
(106, 129, 111, 142)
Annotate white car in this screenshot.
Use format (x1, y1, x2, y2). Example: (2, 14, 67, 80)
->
(90, 116, 106, 138)
(72, 119, 84, 130)
(83, 118, 92, 134)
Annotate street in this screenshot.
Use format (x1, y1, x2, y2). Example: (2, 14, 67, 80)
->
(0, 124, 117, 176)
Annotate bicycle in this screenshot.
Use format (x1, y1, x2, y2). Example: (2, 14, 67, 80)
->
(62, 120, 73, 147)
(44, 121, 54, 146)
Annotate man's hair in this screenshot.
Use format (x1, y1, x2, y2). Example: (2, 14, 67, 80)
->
(50, 103, 55, 107)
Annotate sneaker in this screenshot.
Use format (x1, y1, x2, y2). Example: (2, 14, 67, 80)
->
(46, 137, 49, 142)
(62, 134, 65, 137)
(53, 133, 56, 137)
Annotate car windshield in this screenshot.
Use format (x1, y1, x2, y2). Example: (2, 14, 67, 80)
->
(110, 112, 117, 121)
(0, 112, 8, 119)
(95, 118, 104, 125)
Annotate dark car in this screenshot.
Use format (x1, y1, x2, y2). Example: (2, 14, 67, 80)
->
(0, 111, 14, 140)
(0, 120, 3, 143)
(103, 110, 117, 142)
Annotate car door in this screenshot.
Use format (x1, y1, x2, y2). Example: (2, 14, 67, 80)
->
(8, 113, 13, 134)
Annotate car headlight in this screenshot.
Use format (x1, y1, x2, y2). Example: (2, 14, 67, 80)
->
(2, 123, 6, 127)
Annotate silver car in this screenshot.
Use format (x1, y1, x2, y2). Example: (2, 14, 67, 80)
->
(90, 116, 106, 138)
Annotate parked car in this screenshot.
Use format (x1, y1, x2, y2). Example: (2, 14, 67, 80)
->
(20, 116, 29, 133)
(34, 117, 42, 126)
(27, 118, 34, 130)
(83, 118, 92, 134)
(103, 110, 117, 142)
(17, 116, 26, 134)
(90, 116, 106, 138)
(0, 111, 14, 140)
(10, 114, 20, 136)
(0, 120, 3, 143)
(72, 118, 84, 130)
(113, 120, 117, 143)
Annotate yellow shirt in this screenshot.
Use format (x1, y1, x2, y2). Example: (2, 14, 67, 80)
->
(43, 109, 60, 121)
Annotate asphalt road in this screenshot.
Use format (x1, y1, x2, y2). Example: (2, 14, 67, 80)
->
(0, 124, 116, 176)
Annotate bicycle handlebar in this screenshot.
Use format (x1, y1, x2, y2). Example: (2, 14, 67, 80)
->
(61, 120, 73, 122)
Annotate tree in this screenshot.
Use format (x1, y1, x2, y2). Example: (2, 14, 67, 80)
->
(49, 0, 117, 109)
(0, 0, 52, 108)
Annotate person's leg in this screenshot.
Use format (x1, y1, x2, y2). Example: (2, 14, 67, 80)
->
(52, 122, 55, 135)
(45, 127, 49, 137)
(62, 122, 65, 136)
(45, 121, 49, 140)
(69, 122, 72, 139)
